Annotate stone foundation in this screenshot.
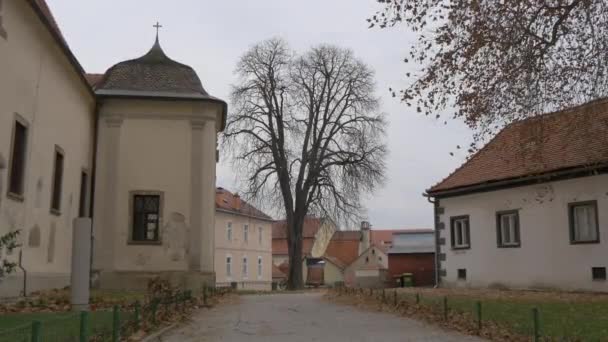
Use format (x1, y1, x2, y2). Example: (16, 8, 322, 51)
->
(96, 270, 215, 291)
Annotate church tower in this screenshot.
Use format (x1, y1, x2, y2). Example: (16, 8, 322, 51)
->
(91, 32, 226, 290)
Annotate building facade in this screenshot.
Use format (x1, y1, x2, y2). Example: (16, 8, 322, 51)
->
(427, 99, 608, 292)
(215, 188, 273, 290)
(0, 0, 226, 295)
(0, 0, 95, 296)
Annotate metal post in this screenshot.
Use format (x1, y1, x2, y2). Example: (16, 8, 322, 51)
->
(203, 285, 208, 306)
(416, 293, 420, 304)
(382, 289, 386, 303)
(369, 288, 372, 297)
(443, 296, 448, 321)
(532, 307, 540, 342)
(151, 300, 158, 326)
(393, 290, 397, 306)
(112, 305, 120, 342)
(476, 301, 482, 333)
(134, 301, 141, 331)
(30, 321, 41, 342)
(79, 311, 89, 342)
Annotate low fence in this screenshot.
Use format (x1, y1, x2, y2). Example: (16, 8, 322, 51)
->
(332, 286, 598, 341)
(0, 286, 231, 342)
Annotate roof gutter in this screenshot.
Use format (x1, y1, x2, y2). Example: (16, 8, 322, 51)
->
(426, 163, 608, 199)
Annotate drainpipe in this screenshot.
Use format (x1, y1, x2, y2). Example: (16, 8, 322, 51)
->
(88, 101, 100, 289)
(18, 250, 27, 297)
(424, 193, 440, 288)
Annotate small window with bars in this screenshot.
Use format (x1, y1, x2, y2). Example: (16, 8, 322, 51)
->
(592, 267, 606, 281)
(131, 192, 162, 243)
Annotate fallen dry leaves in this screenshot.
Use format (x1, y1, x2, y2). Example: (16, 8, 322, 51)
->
(326, 289, 530, 342)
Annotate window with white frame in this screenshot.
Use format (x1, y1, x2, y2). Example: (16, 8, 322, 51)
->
(226, 256, 232, 277)
(497, 210, 520, 247)
(258, 227, 263, 245)
(450, 216, 470, 249)
(257, 256, 262, 279)
(569, 201, 599, 243)
(244, 225, 249, 243)
(226, 222, 232, 241)
(242, 256, 248, 277)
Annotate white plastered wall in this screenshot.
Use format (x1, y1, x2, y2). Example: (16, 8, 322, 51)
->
(438, 174, 608, 292)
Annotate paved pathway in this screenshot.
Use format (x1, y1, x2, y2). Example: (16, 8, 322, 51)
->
(161, 292, 485, 342)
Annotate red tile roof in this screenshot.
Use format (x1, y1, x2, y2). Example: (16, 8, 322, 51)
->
(215, 188, 272, 220)
(85, 73, 104, 89)
(324, 236, 360, 267)
(272, 217, 323, 239)
(429, 99, 608, 195)
(330, 230, 361, 241)
(272, 238, 315, 256)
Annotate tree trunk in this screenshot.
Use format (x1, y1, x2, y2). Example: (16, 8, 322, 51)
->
(286, 213, 305, 290)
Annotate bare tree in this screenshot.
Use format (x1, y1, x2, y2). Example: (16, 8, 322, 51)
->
(370, 0, 608, 147)
(224, 39, 387, 289)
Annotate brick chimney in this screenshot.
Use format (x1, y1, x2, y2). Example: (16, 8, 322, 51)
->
(359, 221, 371, 254)
(234, 193, 241, 211)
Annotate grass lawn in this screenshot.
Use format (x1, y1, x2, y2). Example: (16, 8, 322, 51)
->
(0, 290, 143, 341)
(0, 311, 114, 342)
(396, 288, 608, 340)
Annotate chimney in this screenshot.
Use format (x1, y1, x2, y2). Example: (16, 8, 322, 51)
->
(359, 221, 371, 254)
(234, 193, 241, 211)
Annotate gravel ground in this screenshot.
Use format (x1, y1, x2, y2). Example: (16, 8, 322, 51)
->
(160, 292, 485, 342)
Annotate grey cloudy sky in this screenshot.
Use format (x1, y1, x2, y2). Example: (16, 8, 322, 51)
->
(48, 0, 472, 229)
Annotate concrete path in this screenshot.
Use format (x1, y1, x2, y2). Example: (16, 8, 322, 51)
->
(161, 292, 485, 342)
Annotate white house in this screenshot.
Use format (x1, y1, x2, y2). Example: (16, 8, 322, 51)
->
(426, 98, 608, 292)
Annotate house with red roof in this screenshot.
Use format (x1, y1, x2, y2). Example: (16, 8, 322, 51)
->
(426, 99, 608, 292)
(215, 188, 274, 290)
(273, 218, 433, 288)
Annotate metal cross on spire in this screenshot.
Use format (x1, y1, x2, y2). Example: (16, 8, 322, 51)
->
(153, 21, 163, 39)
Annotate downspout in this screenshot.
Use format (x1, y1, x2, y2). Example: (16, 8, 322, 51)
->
(424, 193, 440, 288)
(88, 101, 100, 289)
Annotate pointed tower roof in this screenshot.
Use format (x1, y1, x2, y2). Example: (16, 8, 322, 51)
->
(95, 36, 227, 128)
(96, 37, 209, 97)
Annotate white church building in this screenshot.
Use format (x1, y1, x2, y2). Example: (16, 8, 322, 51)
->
(0, 0, 226, 295)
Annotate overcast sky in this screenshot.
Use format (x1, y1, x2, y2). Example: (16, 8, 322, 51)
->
(47, 0, 472, 229)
